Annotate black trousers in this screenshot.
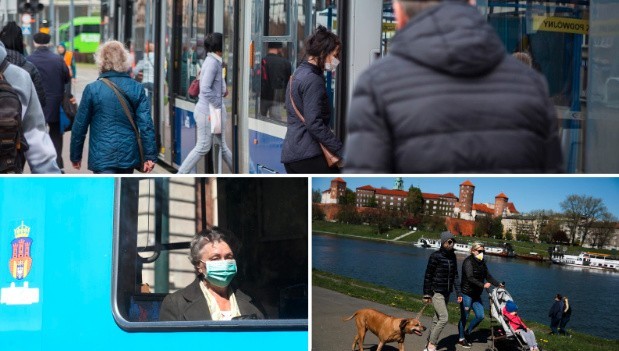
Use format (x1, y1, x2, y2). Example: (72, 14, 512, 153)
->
(48, 121, 64, 169)
(284, 154, 340, 174)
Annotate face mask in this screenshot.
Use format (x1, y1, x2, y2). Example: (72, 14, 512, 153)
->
(325, 57, 340, 72)
(475, 253, 484, 261)
(203, 259, 237, 287)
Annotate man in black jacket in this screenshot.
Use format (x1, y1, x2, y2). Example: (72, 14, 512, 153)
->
(260, 42, 292, 121)
(344, 0, 563, 173)
(423, 231, 462, 351)
(458, 243, 503, 348)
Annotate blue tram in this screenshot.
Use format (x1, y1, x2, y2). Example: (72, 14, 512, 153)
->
(0, 178, 308, 350)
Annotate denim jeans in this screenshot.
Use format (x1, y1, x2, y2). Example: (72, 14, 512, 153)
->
(177, 108, 232, 174)
(458, 293, 485, 339)
(428, 292, 450, 345)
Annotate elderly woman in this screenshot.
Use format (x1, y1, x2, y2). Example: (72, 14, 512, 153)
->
(70, 40, 157, 174)
(159, 228, 264, 321)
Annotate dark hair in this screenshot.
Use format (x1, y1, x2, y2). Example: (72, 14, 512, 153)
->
(304, 25, 340, 71)
(189, 227, 239, 273)
(0, 22, 25, 55)
(204, 32, 223, 53)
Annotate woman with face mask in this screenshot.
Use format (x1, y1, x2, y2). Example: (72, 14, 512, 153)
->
(457, 243, 504, 348)
(281, 25, 343, 173)
(159, 228, 265, 321)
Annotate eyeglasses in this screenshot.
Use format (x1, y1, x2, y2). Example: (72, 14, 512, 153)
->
(475, 249, 485, 253)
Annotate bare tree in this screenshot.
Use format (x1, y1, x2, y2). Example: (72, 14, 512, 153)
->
(560, 194, 608, 245)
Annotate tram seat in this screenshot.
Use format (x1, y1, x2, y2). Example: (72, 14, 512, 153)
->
(128, 293, 168, 322)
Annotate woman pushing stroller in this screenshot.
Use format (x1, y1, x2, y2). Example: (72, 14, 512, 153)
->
(503, 301, 541, 351)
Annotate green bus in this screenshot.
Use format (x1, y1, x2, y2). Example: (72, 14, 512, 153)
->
(58, 16, 101, 53)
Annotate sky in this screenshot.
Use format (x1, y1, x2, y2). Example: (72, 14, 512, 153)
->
(312, 177, 619, 217)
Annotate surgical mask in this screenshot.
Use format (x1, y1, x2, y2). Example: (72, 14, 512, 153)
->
(475, 253, 484, 261)
(203, 259, 237, 287)
(325, 57, 340, 72)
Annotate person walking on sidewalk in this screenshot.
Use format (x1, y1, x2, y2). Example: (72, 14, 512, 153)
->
(422, 231, 462, 351)
(70, 40, 157, 174)
(177, 32, 233, 174)
(27, 32, 71, 172)
(458, 243, 504, 348)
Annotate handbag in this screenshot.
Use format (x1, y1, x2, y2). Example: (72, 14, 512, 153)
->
(188, 78, 200, 98)
(100, 78, 146, 172)
(61, 93, 78, 131)
(209, 104, 222, 134)
(288, 76, 341, 168)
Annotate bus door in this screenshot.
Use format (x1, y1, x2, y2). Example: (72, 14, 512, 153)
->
(481, 0, 589, 172)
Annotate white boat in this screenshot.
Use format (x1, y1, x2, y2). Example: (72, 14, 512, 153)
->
(413, 237, 440, 249)
(552, 252, 619, 271)
(454, 243, 471, 253)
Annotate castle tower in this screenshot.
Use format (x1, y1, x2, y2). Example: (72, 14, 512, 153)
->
(394, 177, 404, 191)
(456, 180, 475, 215)
(330, 178, 347, 203)
(494, 193, 509, 217)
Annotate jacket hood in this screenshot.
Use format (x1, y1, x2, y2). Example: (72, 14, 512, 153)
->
(390, 2, 505, 77)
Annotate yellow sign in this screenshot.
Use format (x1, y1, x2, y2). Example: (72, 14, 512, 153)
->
(532, 16, 588, 35)
(382, 22, 397, 32)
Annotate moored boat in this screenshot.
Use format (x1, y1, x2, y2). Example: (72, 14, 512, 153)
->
(552, 252, 619, 271)
(413, 237, 440, 249)
(517, 252, 546, 262)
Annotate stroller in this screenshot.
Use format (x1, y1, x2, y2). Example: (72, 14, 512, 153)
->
(487, 287, 538, 351)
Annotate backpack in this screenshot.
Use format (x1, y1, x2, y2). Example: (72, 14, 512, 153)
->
(0, 58, 29, 173)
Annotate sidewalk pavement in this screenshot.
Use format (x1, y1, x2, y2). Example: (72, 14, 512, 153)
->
(312, 286, 494, 351)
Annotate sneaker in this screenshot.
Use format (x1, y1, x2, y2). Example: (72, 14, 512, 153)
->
(458, 339, 472, 348)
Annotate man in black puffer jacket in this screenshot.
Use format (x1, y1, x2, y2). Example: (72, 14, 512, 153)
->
(458, 243, 503, 348)
(423, 231, 462, 351)
(344, 0, 563, 173)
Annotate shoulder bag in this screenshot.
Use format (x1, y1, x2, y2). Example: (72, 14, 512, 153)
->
(288, 76, 340, 168)
(100, 78, 146, 172)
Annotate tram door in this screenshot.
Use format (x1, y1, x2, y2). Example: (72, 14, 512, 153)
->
(480, 1, 589, 172)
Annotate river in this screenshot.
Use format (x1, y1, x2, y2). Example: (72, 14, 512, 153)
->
(312, 234, 619, 340)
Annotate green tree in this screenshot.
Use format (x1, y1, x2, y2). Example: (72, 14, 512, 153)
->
(560, 194, 608, 245)
(368, 194, 378, 208)
(338, 188, 356, 206)
(588, 212, 617, 248)
(312, 188, 322, 203)
(405, 185, 424, 216)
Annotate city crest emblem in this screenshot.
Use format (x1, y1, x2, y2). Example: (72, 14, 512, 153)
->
(9, 221, 33, 280)
(1, 221, 39, 305)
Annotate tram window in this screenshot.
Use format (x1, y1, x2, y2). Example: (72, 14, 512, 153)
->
(264, 0, 291, 36)
(113, 178, 308, 330)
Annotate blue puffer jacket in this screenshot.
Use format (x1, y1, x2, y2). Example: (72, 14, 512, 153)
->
(70, 71, 157, 172)
(281, 61, 343, 164)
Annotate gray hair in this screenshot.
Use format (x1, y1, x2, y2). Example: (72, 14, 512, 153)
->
(189, 227, 238, 275)
(94, 40, 131, 73)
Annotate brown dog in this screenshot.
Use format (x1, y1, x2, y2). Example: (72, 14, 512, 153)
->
(343, 308, 426, 351)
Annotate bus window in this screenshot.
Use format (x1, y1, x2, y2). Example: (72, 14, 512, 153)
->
(176, 0, 210, 100)
(113, 178, 308, 329)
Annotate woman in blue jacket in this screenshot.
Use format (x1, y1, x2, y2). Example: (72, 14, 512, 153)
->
(281, 25, 343, 173)
(70, 40, 157, 174)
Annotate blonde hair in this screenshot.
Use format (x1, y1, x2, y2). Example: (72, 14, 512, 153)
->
(95, 40, 131, 73)
(563, 297, 569, 312)
(470, 242, 484, 253)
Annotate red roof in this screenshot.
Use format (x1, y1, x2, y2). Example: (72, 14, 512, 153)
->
(357, 185, 375, 191)
(442, 192, 457, 199)
(495, 192, 509, 199)
(332, 177, 346, 183)
(473, 203, 494, 214)
(422, 193, 440, 199)
(461, 180, 475, 187)
(507, 202, 519, 214)
(376, 188, 408, 197)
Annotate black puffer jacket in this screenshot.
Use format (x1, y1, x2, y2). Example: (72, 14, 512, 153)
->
(461, 255, 500, 298)
(4, 48, 46, 108)
(423, 248, 461, 297)
(344, 2, 563, 173)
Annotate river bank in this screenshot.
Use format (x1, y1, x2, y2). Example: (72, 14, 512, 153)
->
(313, 270, 619, 351)
(313, 220, 618, 260)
